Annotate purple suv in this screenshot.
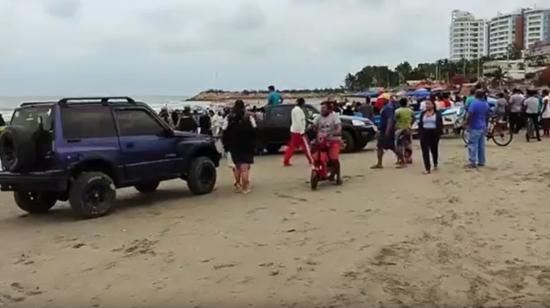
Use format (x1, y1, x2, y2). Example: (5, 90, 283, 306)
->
(0, 97, 220, 219)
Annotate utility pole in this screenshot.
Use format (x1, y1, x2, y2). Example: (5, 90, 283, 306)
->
(477, 58, 480, 79)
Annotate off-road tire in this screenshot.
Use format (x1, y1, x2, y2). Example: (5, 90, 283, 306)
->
(310, 170, 319, 191)
(69, 172, 116, 219)
(14, 191, 57, 214)
(187, 156, 217, 195)
(135, 182, 160, 194)
(341, 130, 355, 153)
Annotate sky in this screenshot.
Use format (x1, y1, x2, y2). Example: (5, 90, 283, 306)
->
(0, 0, 548, 95)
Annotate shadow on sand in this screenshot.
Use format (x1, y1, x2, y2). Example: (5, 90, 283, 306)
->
(0, 187, 201, 225)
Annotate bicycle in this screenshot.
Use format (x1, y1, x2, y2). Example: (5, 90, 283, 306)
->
(462, 116, 513, 147)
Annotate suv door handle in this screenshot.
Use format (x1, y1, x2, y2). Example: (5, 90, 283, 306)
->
(126, 142, 135, 149)
(67, 139, 81, 143)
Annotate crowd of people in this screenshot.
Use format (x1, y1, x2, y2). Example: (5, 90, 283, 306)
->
(156, 84, 550, 193)
(370, 87, 550, 173)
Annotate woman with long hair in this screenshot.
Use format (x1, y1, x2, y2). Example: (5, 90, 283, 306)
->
(222, 100, 257, 194)
(417, 99, 443, 175)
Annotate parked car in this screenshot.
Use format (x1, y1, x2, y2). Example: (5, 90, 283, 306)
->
(0, 97, 220, 218)
(257, 104, 377, 154)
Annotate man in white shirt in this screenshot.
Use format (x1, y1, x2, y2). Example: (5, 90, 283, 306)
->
(283, 98, 313, 166)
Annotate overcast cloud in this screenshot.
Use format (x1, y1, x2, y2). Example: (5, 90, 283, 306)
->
(0, 0, 547, 95)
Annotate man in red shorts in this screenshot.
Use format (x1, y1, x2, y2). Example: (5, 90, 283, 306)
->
(283, 98, 313, 166)
(312, 101, 342, 184)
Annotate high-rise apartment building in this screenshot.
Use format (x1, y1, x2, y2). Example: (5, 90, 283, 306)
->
(451, 7, 550, 60)
(487, 11, 523, 58)
(523, 9, 550, 48)
(449, 10, 487, 61)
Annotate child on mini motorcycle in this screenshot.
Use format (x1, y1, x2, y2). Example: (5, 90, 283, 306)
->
(310, 101, 342, 185)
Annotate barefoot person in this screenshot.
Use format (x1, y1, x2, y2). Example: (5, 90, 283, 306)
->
(283, 98, 313, 166)
(371, 97, 402, 169)
(223, 100, 257, 194)
(418, 99, 443, 174)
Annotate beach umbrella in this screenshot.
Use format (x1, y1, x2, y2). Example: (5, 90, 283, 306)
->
(377, 93, 391, 100)
(412, 88, 430, 97)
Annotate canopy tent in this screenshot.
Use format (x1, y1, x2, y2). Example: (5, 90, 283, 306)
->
(395, 90, 408, 97)
(431, 86, 448, 92)
(346, 91, 381, 98)
(411, 88, 430, 98)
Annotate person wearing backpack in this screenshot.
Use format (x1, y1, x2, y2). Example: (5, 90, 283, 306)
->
(198, 110, 212, 136)
(222, 100, 257, 194)
(177, 106, 198, 133)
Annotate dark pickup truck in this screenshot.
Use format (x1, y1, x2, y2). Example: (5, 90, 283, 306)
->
(257, 104, 377, 154)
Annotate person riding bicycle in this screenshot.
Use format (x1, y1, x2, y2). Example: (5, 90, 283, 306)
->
(311, 101, 342, 185)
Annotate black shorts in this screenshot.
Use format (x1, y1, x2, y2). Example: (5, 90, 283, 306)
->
(377, 134, 395, 150)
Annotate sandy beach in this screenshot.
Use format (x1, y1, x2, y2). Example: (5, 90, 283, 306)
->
(1, 138, 550, 307)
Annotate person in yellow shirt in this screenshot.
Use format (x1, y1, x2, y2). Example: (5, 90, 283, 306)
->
(395, 98, 415, 166)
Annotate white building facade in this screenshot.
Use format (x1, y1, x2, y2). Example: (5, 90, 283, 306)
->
(449, 10, 487, 61)
(487, 13, 520, 58)
(523, 9, 550, 48)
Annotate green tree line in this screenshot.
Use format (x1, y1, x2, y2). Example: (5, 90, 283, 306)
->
(344, 45, 526, 91)
(344, 58, 496, 91)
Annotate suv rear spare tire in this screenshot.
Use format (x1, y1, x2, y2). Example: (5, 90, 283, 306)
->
(187, 156, 217, 195)
(69, 172, 116, 219)
(0, 126, 37, 172)
(14, 191, 57, 214)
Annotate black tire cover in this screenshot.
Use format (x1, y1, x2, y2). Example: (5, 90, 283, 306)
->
(0, 125, 37, 172)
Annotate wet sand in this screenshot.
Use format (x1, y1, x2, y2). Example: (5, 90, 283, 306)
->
(1, 138, 550, 307)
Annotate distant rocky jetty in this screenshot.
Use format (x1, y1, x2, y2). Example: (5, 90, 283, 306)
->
(187, 89, 345, 102)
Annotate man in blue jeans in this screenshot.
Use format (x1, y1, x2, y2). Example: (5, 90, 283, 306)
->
(464, 90, 490, 168)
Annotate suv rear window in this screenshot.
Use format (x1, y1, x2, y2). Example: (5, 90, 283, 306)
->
(267, 107, 292, 124)
(61, 106, 116, 139)
(11, 106, 53, 131)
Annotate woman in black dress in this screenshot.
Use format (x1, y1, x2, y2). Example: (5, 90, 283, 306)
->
(223, 100, 257, 194)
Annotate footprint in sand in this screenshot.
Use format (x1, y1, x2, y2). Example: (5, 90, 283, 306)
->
(274, 193, 308, 203)
(113, 238, 158, 257)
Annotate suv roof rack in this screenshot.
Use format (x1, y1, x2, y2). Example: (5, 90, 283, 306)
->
(58, 96, 136, 107)
(20, 101, 57, 107)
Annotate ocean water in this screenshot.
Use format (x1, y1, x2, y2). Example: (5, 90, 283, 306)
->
(0, 95, 211, 120)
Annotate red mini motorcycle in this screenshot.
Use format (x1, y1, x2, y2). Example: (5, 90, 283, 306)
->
(309, 133, 341, 190)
